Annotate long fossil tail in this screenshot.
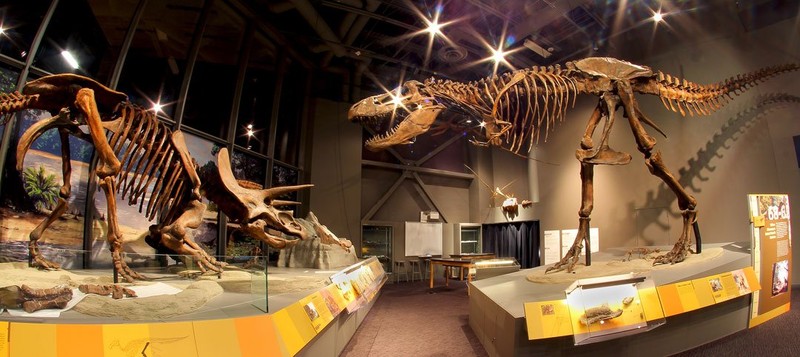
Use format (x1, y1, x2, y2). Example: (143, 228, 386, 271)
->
(0, 92, 39, 125)
(654, 63, 799, 116)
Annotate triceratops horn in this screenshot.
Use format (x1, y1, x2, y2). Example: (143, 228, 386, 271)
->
(262, 184, 314, 199)
(271, 200, 302, 207)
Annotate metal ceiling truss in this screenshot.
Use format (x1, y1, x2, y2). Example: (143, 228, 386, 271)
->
(361, 132, 470, 223)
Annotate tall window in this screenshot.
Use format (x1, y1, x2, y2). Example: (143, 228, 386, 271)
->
(33, 0, 136, 81)
(117, 0, 205, 118)
(235, 34, 277, 155)
(181, 1, 245, 138)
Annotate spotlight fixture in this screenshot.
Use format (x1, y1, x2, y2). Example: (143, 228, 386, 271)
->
(61, 50, 79, 69)
(152, 102, 163, 113)
(0, 27, 5, 35)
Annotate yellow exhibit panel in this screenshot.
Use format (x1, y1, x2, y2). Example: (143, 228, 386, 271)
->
(0, 321, 8, 357)
(674, 281, 700, 312)
(743, 266, 761, 291)
(300, 292, 335, 333)
(272, 308, 306, 356)
(56, 324, 103, 357)
(638, 286, 664, 321)
(147, 321, 197, 356)
(101, 323, 150, 357)
(524, 300, 573, 340)
(12, 323, 56, 356)
(234, 315, 284, 356)
(193, 319, 242, 357)
(285, 302, 318, 343)
(656, 285, 682, 317)
(10, 322, 56, 357)
(690, 278, 716, 308)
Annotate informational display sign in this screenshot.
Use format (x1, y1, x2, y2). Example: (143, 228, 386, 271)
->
(747, 194, 792, 327)
(543, 230, 561, 264)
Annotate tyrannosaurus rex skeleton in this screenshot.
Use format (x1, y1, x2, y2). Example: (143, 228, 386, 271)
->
(348, 57, 798, 273)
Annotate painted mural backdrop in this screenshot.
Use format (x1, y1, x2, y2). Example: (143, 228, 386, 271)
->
(0, 71, 94, 268)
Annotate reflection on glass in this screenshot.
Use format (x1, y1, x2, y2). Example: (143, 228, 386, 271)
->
(33, 0, 136, 81)
(362, 225, 392, 273)
(182, 1, 245, 138)
(231, 150, 266, 185)
(272, 163, 299, 201)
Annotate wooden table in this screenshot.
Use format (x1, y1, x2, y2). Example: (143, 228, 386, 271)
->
(428, 258, 477, 293)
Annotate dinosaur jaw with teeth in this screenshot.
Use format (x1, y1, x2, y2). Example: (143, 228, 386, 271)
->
(348, 80, 444, 151)
(362, 106, 443, 151)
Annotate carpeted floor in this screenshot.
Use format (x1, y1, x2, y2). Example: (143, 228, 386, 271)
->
(341, 277, 488, 357)
(342, 278, 798, 357)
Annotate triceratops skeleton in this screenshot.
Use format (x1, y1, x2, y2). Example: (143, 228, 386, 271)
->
(349, 57, 798, 273)
(0, 74, 343, 282)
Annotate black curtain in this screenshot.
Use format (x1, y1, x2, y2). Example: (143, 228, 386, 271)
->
(482, 221, 539, 269)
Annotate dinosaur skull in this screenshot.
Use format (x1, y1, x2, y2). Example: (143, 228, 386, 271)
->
(348, 80, 444, 151)
(201, 148, 314, 247)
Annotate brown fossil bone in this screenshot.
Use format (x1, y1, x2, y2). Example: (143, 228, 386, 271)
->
(78, 284, 137, 299)
(349, 56, 799, 273)
(579, 303, 623, 326)
(200, 148, 341, 251)
(306, 211, 353, 251)
(0, 285, 73, 313)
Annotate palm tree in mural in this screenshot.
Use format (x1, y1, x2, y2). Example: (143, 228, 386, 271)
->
(22, 165, 59, 213)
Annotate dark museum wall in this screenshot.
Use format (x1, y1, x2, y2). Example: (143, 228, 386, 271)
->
(310, 6, 800, 279)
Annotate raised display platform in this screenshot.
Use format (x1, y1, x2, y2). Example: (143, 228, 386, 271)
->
(469, 242, 754, 356)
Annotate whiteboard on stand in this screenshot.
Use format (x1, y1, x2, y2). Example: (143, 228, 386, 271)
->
(405, 222, 443, 256)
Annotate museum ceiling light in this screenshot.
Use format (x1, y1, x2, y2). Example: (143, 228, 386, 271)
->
(652, 11, 664, 23)
(426, 19, 443, 36)
(491, 48, 507, 64)
(61, 50, 79, 69)
(151, 102, 163, 113)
